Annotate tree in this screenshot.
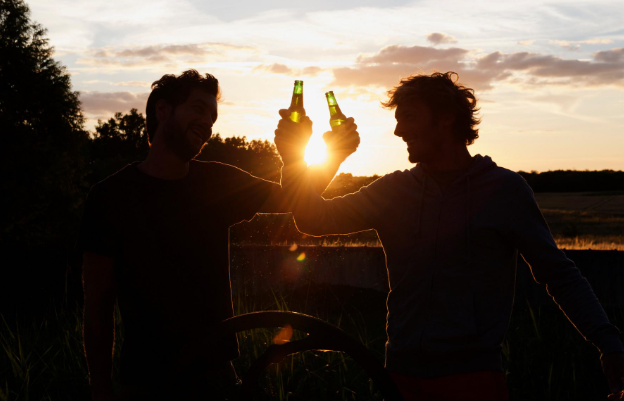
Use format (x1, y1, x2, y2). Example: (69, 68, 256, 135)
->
(0, 0, 89, 313)
(89, 108, 149, 185)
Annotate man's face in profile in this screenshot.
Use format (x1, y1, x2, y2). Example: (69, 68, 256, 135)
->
(163, 88, 218, 162)
(394, 100, 443, 164)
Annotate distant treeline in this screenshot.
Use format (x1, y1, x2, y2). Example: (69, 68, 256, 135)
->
(518, 170, 624, 193)
(325, 170, 624, 198)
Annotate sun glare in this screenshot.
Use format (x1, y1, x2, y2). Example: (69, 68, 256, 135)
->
(304, 135, 328, 165)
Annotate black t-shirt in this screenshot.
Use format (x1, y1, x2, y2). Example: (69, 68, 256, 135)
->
(77, 160, 275, 384)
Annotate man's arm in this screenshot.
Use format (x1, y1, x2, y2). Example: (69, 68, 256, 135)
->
(82, 252, 117, 401)
(507, 180, 624, 395)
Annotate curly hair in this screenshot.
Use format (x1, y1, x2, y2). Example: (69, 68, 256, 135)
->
(145, 69, 221, 144)
(381, 71, 481, 146)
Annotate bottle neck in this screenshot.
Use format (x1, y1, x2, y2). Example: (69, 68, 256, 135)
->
(289, 93, 304, 111)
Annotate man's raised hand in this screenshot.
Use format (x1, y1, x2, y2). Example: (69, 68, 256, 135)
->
(274, 109, 313, 165)
(323, 117, 360, 162)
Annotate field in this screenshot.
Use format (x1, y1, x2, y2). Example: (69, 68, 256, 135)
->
(535, 191, 624, 250)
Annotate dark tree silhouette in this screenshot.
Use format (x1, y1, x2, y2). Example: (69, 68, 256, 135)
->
(89, 108, 149, 185)
(0, 0, 88, 247)
(0, 0, 89, 314)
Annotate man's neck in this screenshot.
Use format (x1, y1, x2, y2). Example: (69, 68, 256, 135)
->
(421, 144, 472, 173)
(138, 140, 189, 180)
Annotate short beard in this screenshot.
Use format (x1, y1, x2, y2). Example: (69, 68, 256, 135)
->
(163, 117, 204, 162)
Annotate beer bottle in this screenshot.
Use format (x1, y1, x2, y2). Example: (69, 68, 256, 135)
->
(325, 91, 347, 130)
(288, 80, 305, 123)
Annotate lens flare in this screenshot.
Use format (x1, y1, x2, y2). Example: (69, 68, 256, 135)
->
(296, 252, 306, 261)
(272, 324, 293, 345)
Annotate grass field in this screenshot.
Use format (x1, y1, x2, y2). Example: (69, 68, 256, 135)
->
(535, 192, 624, 250)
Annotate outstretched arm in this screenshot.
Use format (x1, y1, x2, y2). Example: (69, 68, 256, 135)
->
(508, 180, 624, 397)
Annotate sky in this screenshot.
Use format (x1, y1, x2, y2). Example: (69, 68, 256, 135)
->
(28, 0, 624, 176)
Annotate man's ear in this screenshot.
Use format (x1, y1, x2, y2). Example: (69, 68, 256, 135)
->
(155, 99, 173, 124)
(438, 111, 455, 130)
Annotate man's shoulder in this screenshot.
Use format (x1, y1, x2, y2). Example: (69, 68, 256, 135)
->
(352, 169, 413, 194)
(485, 165, 528, 187)
(191, 160, 251, 178)
(91, 162, 141, 194)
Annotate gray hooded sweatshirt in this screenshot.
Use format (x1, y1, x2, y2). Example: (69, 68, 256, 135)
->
(283, 154, 623, 377)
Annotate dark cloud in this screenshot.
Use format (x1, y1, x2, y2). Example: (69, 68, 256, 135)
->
(80, 42, 256, 67)
(113, 44, 212, 58)
(330, 45, 624, 91)
(80, 91, 149, 118)
(426, 33, 457, 45)
(595, 48, 624, 63)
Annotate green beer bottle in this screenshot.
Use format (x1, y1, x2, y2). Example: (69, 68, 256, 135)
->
(325, 91, 347, 130)
(289, 80, 305, 123)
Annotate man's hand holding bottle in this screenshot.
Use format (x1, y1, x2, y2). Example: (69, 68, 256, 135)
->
(274, 110, 360, 165)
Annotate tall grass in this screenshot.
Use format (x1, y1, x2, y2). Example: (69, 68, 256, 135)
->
(2, 284, 621, 400)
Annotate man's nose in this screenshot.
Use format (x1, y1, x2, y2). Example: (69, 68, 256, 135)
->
(394, 125, 405, 138)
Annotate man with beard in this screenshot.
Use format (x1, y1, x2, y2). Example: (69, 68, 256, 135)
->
(275, 71, 624, 400)
(78, 70, 359, 400)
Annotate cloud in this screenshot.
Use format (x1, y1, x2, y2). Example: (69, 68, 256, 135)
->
(253, 63, 323, 76)
(253, 63, 293, 74)
(302, 66, 322, 76)
(594, 48, 624, 63)
(529, 94, 580, 112)
(550, 41, 581, 52)
(426, 33, 457, 45)
(78, 42, 257, 68)
(329, 44, 624, 91)
(550, 38, 614, 51)
(518, 40, 535, 46)
(79, 91, 149, 118)
(115, 81, 151, 87)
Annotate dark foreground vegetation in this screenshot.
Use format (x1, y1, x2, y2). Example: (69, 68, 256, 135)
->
(1, 282, 621, 400)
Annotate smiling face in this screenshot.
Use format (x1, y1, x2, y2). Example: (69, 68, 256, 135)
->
(394, 100, 445, 164)
(162, 88, 218, 162)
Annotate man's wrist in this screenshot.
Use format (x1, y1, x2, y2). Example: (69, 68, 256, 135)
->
(281, 156, 306, 168)
(326, 152, 350, 164)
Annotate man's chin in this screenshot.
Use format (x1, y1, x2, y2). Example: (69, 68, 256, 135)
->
(407, 152, 421, 164)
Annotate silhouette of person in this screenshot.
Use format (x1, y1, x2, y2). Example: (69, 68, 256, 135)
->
(77, 70, 358, 401)
(274, 71, 624, 401)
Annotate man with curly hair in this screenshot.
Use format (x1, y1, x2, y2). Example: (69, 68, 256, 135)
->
(274, 71, 624, 400)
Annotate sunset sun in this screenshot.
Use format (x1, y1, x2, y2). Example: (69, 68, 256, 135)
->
(304, 136, 328, 166)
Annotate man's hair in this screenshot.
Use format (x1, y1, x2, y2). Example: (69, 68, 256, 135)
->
(146, 69, 221, 143)
(381, 71, 480, 145)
